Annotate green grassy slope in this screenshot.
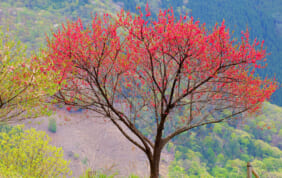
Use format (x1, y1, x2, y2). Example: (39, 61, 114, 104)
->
(0, 0, 121, 51)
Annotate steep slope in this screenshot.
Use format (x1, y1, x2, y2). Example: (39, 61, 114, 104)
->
(16, 103, 282, 177)
(20, 108, 173, 177)
(167, 102, 282, 177)
(0, 0, 121, 51)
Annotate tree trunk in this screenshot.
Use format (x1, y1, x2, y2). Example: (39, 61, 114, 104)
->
(150, 150, 161, 178)
(150, 115, 166, 178)
(150, 144, 162, 178)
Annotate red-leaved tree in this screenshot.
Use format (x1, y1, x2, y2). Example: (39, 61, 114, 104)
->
(44, 7, 277, 177)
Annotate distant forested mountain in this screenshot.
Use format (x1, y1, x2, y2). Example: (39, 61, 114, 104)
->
(113, 0, 282, 106)
(0, 0, 281, 105)
(187, 0, 282, 107)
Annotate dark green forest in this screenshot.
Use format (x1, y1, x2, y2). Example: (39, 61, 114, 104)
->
(0, 0, 282, 177)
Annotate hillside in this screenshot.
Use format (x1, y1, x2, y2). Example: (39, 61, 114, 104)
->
(0, 0, 121, 51)
(11, 102, 281, 177)
(0, 0, 282, 177)
(19, 107, 173, 177)
(167, 102, 282, 177)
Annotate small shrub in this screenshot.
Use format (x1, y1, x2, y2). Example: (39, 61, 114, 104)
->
(0, 125, 72, 177)
(74, 153, 80, 160)
(48, 117, 57, 133)
(82, 157, 88, 165)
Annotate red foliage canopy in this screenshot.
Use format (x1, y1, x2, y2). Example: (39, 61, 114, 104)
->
(44, 7, 277, 178)
(46, 8, 276, 114)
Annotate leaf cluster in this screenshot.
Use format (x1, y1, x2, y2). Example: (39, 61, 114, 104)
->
(0, 124, 72, 177)
(0, 29, 61, 122)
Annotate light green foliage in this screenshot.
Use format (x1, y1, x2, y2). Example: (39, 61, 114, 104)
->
(174, 150, 182, 160)
(225, 159, 246, 177)
(206, 147, 216, 163)
(262, 157, 282, 171)
(0, 29, 61, 122)
(239, 154, 250, 162)
(279, 129, 282, 137)
(168, 164, 188, 178)
(251, 158, 282, 176)
(168, 103, 282, 177)
(0, 0, 120, 52)
(211, 166, 228, 177)
(215, 153, 225, 166)
(169, 150, 212, 178)
(254, 140, 282, 158)
(74, 153, 80, 160)
(213, 124, 223, 135)
(167, 142, 175, 152)
(0, 125, 72, 177)
(0, 164, 22, 177)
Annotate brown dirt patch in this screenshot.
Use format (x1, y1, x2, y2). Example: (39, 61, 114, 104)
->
(19, 109, 173, 177)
